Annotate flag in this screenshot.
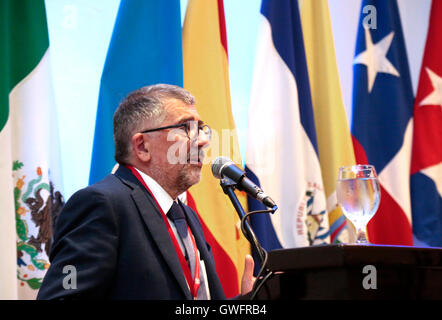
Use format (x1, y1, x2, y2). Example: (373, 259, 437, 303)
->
(246, 0, 330, 254)
(352, 0, 414, 245)
(89, 0, 183, 184)
(0, 0, 64, 299)
(410, 0, 442, 247)
(300, 0, 356, 243)
(182, 0, 250, 297)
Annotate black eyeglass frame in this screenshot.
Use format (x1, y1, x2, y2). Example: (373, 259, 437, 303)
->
(140, 122, 211, 140)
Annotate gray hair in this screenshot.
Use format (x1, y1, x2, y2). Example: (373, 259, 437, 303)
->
(113, 84, 195, 164)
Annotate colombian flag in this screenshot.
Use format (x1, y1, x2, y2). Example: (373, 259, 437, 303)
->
(300, 0, 356, 243)
(182, 0, 250, 297)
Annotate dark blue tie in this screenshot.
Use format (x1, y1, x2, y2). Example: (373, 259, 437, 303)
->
(167, 201, 208, 299)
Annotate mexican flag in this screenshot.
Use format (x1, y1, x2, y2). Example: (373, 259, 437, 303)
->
(0, 0, 64, 299)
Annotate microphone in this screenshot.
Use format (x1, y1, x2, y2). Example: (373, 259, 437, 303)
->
(211, 156, 277, 209)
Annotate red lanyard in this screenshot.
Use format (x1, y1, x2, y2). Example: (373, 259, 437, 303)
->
(126, 165, 201, 298)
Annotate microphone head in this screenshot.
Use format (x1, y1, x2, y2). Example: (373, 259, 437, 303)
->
(211, 156, 233, 179)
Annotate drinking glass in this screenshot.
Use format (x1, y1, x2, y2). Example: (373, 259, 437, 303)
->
(336, 165, 381, 244)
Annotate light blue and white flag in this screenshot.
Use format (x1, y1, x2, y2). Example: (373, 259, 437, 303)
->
(89, 0, 183, 184)
(246, 0, 330, 252)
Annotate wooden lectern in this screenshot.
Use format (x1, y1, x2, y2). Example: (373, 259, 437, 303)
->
(253, 244, 442, 299)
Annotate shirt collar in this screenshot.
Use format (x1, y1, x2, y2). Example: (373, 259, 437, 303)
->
(134, 168, 175, 214)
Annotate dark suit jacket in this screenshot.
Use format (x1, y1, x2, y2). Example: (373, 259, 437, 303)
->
(37, 165, 226, 300)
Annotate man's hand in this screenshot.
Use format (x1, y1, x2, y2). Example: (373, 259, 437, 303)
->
(240, 254, 256, 295)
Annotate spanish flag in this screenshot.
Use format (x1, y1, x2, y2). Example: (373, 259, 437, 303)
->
(300, 0, 356, 243)
(182, 0, 250, 297)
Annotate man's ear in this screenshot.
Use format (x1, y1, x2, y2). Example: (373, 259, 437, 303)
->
(131, 133, 151, 162)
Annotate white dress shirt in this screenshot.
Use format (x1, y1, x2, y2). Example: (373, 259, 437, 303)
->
(134, 168, 211, 299)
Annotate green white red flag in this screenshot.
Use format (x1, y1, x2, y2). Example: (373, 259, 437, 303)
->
(0, 0, 64, 299)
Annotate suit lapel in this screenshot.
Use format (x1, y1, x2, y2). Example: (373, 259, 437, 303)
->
(181, 202, 225, 299)
(114, 166, 192, 299)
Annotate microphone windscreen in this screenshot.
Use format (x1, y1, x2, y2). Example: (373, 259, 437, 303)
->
(211, 156, 232, 179)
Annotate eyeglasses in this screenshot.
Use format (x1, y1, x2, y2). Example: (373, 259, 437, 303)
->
(140, 120, 212, 141)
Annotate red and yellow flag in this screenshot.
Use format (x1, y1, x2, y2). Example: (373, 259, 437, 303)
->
(183, 0, 250, 297)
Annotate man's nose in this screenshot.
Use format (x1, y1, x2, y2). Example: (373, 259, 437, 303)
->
(196, 129, 210, 149)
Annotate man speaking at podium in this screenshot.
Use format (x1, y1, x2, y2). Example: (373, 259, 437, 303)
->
(37, 84, 254, 300)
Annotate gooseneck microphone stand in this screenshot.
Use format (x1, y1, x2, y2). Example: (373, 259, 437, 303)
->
(220, 178, 267, 264)
(220, 178, 278, 299)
